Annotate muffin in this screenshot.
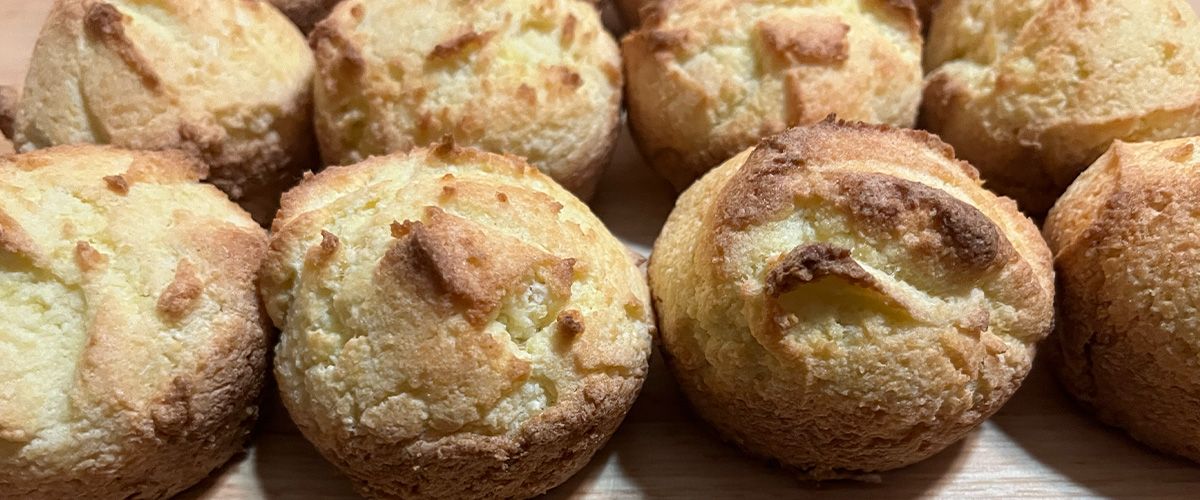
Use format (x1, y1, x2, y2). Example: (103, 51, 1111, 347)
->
(260, 142, 654, 498)
(923, 0, 1200, 215)
(269, 0, 342, 32)
(649, 119, 1054, 477)
(0, 145, 270, 499)
(1044, 137, 1200, 462)
(623, 0, 923, 190)
(311, 0, 622, 200)
(14, 0, 317, 223)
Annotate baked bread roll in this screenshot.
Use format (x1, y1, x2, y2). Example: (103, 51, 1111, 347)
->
(923, 0, 1200, 215)
(623, 0, 922, 190)
(14, 0, 317, 223)
(261, 143, 653, 498)
(269, 0, 341, 32)
(649, 120, 1054, 477)
(311, 0, 622, 200)
(1044, 137, 1200, 463)
(0, 145, 269, 498)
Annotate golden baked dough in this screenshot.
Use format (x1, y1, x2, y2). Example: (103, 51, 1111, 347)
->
(649, 119, 1054, 477)
(622, 0, 922, 190)
(261, 143, 653, 498)
(311, 0, 622, 200)
(14, 0, 317, 223)
(1044, 137, 1200, 463)
(923, 0, 1200, 215)
(269, 0, 342, 32)
(0, 145, 269, 499)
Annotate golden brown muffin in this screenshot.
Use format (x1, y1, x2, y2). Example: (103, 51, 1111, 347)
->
(260, 143, 654, 498)
(623, 0, 923, 190)
(649, 119, 1054, 477)
(923, 0, 1200, 216)
(311, 0, 622, 200)
(269, 0, 342, 32)
(0, 145, 269, 499)
(1044, 137, 1200, 463)
(14, 0, 317, 223)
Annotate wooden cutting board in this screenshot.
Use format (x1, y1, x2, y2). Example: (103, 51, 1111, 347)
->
(2, 1, 1199, 498)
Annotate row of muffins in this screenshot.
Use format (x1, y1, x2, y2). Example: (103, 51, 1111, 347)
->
(1, 0, 1200, 499)
(8, 0, 1199, 220)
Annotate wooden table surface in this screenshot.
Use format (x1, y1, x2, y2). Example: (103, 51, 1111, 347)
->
(4, 1, 1200, 498)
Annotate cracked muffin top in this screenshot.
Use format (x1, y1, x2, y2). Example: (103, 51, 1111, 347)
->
(260, 142, 653, 497)
(649, 119, 1054, 477)
(0, 145, 269, 499)
(13, 0, 316, 222)
(922, 0, 1200, 215)
(622, 0, 923, 190)
(310, 0, 622, 199)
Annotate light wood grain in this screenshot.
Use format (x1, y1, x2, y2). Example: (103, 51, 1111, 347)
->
(4, 1, 1200, 499)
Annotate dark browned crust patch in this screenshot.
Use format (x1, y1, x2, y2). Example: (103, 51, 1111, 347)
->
(556, 309, 585, 337)
(157, 259, 203, 320)
(713, 118, 976, 234)
(837, 173, 1001, 270)
(765, 243, 874, 297)
(83, 2, 162, 90)
(103, 174, 129, 194)
(382, 207, 574, 325)
(757, 16, 850, 64)
(428, 30, 494, 60)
